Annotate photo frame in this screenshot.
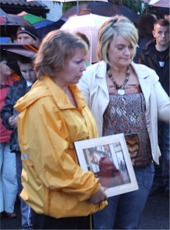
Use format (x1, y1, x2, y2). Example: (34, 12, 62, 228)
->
(74, 133, 138, 197)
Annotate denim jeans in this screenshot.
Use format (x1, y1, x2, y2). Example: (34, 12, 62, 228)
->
(16, 152, 32, 229)
(157, 122, 170, 191)
(93, 163, 154, 229)
(0, 143, 17, 213)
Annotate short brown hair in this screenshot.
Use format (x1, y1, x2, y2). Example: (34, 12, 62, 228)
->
(154, 18, 169, 28)
(34, 30, 88, 78)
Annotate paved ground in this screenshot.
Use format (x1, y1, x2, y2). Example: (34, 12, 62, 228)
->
(0, 193, 169, 229)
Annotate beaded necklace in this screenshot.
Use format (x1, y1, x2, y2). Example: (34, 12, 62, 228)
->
(108, 66, 130, 95)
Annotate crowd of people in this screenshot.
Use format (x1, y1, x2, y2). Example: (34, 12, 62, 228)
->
(0, 9, 169, 230)
(0, 25, 39, 228)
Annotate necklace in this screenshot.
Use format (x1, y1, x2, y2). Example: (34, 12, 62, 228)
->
(108, 66, 130, 95)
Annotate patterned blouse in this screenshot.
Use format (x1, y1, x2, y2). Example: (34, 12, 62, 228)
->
(103, 85, 152, 167)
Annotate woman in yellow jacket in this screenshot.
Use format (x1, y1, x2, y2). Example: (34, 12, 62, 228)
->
(14, 30, 107, 229)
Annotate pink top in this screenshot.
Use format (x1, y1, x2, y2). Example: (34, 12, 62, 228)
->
(0, 77, 15, 143)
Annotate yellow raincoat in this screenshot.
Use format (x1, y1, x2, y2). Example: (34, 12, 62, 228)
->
(14, 76, 107, 218)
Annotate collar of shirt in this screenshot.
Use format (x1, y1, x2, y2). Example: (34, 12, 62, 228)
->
(27, 81, 32, 88)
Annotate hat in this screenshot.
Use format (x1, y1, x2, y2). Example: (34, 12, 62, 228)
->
(17, 26, 39, 40)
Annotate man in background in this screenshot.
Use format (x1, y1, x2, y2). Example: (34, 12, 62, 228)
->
(139, 18, 170, 196)
(16, 25, 40, 48)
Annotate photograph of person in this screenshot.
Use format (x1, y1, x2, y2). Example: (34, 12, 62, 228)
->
(83, 143, 130, 189)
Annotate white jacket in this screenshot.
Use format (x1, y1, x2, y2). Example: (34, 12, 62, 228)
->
(78, 61, 170, 164)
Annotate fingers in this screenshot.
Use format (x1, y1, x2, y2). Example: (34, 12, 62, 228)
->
(90, 195, 107, 204)
(89, 188, 107, 204)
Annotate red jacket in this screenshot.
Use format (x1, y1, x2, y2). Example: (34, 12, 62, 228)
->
(0, 76, 16, 143)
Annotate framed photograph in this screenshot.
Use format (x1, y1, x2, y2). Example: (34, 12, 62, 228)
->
(74, 133, 138, 197)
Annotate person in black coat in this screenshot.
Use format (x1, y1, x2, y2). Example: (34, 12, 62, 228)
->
(138, 18, 170, 196)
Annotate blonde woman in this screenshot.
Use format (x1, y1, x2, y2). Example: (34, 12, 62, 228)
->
(78, 15, 170, 229)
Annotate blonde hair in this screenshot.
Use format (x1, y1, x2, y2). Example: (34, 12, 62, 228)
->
(97, 15, 139, 65)
(34, 30, 88, 78)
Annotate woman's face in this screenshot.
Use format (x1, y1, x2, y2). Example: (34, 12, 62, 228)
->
(108, 35, 135, 68)
(57, 48, 86, 86)
(0, 60, 11, 77)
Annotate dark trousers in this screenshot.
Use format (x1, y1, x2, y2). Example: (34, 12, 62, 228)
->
(152, 121, 170, 192)
(31, 209, 91, 229)
(16, 152, 31, 228)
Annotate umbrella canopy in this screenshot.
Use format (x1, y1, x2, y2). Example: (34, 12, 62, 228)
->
(87, 2, 139, 23)
(62, 2, 139, 23)
(9, 14, 32, 27)
(17, 11, 54, 29)
(0, 37, 12, 43)
(144, 0, 170, 7)
(61, 13, 111, 63)
(27, 0, 108, 14)
(55, 0, 108, 14)
(0, 43, 38, 75)
(0, 8, 20, 26)
(0, 8, 24, 38)
(36, 18, 67, 39)
(1, 43, 37, 57)
(143, 0, 169, 16)
(62, 4, 89, 18)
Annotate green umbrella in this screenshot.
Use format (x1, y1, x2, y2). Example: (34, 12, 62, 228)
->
(17, 11, 53, 29)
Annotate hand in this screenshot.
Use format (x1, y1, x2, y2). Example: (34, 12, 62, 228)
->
(9, 115, 18, 129)
(89, 187, 107, 204)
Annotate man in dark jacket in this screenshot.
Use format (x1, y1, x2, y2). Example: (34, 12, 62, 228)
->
(138, 18, 169, 196)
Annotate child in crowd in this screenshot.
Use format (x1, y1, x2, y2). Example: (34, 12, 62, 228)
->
(1, 56, 37, 229)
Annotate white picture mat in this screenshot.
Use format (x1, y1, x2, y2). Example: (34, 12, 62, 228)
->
(74, 133, 138, 197)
